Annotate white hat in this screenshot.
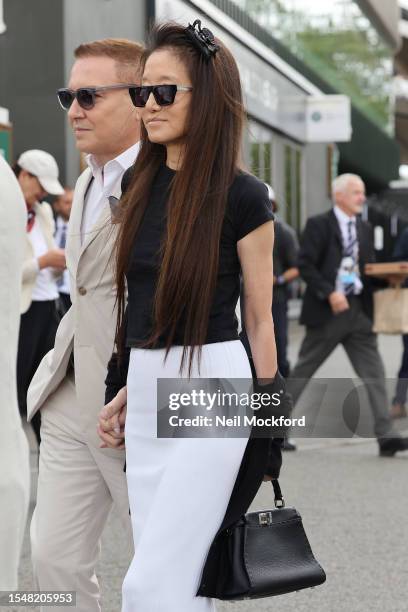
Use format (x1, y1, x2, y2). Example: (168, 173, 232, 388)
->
(18, 149, 64, 196)
(264, 182, 276, 202)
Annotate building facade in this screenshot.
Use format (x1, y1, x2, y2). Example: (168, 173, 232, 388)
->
(0, 0, 401, 231)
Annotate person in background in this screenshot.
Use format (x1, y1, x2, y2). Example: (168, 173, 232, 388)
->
(0, 155, 30, 590)
(268, 184, 299, 378)
(390, 226, 408, 418)
(240, 183, 299, 378)
(14, 149, 65, 447)
(289, 173, 408, 457)
(53, 187, 74, 315)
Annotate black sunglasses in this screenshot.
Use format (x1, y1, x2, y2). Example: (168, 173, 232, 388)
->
(57, 84, 137, 110)
(128, 84, 193, 107)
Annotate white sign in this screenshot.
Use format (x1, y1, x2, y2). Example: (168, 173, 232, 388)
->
(0, 106, 9, 124)
(155, 0, 352, 144)
(305, 95, 352, 142)
(0, 0, 6, 35)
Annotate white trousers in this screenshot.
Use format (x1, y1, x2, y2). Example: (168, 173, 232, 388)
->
(30, 376, 133, 612)
(123, 341, 252, 612)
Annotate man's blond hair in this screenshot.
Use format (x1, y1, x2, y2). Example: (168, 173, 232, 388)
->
(74, 38, 144, 82)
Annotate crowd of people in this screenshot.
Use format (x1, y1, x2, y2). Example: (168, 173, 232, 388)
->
(1, 18, 407, 612)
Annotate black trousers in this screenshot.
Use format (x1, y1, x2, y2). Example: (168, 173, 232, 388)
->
(272, 298, 290, 378)
(240, 298, 290, 379)
(17, 300, 59, 446)
(57, 292, 72, 317)
(290, 297, 393, 439)
(394, 334, 408, 405)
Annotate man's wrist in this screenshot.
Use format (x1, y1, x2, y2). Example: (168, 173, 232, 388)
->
(276, 275, 286, 286)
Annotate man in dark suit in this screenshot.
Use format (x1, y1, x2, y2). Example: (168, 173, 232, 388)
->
(290, 173, 408, 456)
(390, 227, 408, 418)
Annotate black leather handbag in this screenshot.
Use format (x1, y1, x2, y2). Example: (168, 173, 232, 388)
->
(198, 479, 326, 600)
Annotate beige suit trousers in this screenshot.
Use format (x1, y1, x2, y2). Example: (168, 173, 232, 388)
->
(30, 375, 133, 612)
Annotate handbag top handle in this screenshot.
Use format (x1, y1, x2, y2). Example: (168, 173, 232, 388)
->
(271, 479, 285, 508)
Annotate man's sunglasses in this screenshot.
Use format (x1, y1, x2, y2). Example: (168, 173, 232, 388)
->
(57, 84, 137, 110)
(128, 85, 193, 107)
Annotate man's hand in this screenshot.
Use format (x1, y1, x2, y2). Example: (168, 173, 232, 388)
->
(38, 248, 66, 271)
(328, 291, 349, 315)
(387, 275, 404, 287)
(97, 386, 127, 449)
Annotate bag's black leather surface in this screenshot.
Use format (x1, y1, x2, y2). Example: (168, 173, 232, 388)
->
(198, 483, 326, 600)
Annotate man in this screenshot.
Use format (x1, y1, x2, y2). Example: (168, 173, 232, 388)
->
(0, 155, 30, 589)
(28, 38, 143, 611)
(289, 173, 408, 457)
(14, 150, 66, 447)
(240, 183, 298, 378)
(53, 187, 74, 315)
(390, 227, 408, 419)
(268, 184, 299, 378)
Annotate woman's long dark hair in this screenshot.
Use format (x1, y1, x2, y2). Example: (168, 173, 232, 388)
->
(115, 22, 245, 373)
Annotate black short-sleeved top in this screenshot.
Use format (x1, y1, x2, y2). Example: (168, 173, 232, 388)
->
(125, 163, 273, 348)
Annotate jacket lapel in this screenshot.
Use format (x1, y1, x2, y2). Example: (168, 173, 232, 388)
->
(328, 209, 343, 249)
(66, 168, 93, 277)
(79, 173, 123, 256)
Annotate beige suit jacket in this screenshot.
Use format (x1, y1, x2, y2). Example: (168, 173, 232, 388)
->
(21, 201, 57, 314)
(27, 168, 121, 429)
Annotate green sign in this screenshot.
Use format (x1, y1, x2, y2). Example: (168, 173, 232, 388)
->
(0, 125, 12, 162)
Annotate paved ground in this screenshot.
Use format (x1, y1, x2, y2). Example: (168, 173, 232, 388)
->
(12, 321, 408, 612)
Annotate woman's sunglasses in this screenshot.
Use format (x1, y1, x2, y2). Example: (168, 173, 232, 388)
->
(57, 84, 137, 110)
(128, 85, 193, 108)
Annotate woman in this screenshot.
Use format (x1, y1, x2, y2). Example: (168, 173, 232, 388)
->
(99, 21, 282, 611)
(14, 150, 66, 446)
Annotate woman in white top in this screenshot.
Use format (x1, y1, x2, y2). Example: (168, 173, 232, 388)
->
(14, 150, 66, 446)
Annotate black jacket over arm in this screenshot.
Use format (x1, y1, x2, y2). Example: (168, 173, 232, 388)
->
(298, 209, 377, 327)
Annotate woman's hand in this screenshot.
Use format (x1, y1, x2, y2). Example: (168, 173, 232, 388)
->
(97, 386, 127, 449)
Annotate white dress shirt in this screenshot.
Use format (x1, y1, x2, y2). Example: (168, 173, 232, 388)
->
(81, 142, 140, 243)
(29, 217, 59, 301)
(54, 216, 70, 295)
(333, 205, 363, 295)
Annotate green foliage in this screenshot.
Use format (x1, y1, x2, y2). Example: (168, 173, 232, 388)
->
(236, 0, 393, 132)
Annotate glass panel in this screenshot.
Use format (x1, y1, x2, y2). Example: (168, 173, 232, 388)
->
(248, 122, 274, 183)
(250, 142, 260, 177)
(284, 144, 293, 226)
(233, 0, 394, 133)
(295, 149, 302, 232)
(263, 142, 272, 185)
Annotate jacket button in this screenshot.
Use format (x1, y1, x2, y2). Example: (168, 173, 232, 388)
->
(78, 286, 87, 296)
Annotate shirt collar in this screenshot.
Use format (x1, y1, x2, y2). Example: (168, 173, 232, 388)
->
(56, 215, 68, 228)
(85, 141, 141, 179)
(333, 205, 356, 226)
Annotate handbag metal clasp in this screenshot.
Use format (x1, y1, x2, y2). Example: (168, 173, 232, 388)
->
(259, 511, 273, 526)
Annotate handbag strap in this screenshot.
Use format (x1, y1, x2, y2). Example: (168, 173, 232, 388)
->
(272, 479, 285, 508)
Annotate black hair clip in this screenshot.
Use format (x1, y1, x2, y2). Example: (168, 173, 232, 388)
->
(185, 19, 220, 61)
